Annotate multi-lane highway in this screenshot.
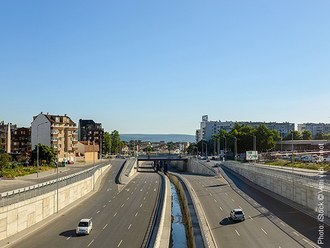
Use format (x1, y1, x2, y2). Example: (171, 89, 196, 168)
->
(8, 160, 161, 248)
(180, 166, 320, 247)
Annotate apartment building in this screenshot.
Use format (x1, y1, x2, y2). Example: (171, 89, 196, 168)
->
(31, 113, 78, 162)
(196, 115, 294, 142)
(78, 119, 104, 156)
(11, 127, 31, 155)
(298, 123, 330, 139)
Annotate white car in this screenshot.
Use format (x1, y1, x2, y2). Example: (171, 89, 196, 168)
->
(230, 209, 245, 221)
(76, 219, 93, 235)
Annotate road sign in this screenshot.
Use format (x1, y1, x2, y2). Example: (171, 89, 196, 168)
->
(246, 151, 258, 160)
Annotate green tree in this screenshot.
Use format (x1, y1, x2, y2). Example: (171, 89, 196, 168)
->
(144, 145, 153, 158)
(187, 144, 198, 155)
(167, 142, 175, 154)
(103, 132, 111, 154)
(302, 130, 312, 140)
(110, 130, 121, 154)
(30, 144, 57, 165)
(229, 124, 256, 153)
(255, 125, 280, 152)
(284, 131, 302, 140)
(0, 153, 11, 177)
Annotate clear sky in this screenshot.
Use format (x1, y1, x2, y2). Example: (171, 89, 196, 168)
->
(1, 0, 329, 134)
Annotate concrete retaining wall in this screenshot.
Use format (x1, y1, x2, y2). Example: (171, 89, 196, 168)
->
(222, 162, 330, 218)
(187, 158, 215, 176)
(0, 164, 110, 241)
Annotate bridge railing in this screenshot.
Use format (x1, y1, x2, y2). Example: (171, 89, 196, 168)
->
(0, 162, 109, 208)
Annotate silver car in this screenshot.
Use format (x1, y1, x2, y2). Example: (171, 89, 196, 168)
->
(230, 209, 245, 221)
(76, 219, 93, 235)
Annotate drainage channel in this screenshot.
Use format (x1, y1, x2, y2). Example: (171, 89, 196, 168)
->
(170, 182, 188, 248)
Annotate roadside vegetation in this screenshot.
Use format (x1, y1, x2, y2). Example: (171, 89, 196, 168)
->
(264, 159, 330, 172)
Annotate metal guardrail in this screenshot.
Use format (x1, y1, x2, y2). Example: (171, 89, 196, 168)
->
(0, 162, 109, 208)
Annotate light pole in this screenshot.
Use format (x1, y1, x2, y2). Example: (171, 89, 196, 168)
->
(291, 131, 295, 201)
(36, 122, 48, 178)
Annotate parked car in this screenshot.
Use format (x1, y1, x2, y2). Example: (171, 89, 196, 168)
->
(230, 209, 245, 221)
(76, 219, 93, 235)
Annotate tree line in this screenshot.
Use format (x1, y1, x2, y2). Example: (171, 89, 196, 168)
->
(187, 124, 330, 155)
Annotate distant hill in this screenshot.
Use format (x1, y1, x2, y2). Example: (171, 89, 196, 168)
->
(120, 134, 195, 143)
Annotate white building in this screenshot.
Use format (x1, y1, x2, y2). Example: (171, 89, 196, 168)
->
(196, 115, 294, 142)
(31, 112, 78, 162)
(298, 123, 330, 138)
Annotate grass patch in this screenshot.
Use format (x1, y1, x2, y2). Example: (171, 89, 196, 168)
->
(264, 160, 330, 172)
(2, 165, 55, 178)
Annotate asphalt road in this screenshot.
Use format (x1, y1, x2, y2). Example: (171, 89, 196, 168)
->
(8, 161, 161, 248)
(180, 171, 316, 248)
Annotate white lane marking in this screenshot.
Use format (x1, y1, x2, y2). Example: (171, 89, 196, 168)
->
(144, 197, 146, 200)
(225, 193, 228, 196)
(214, 199, 217, 203)
(121, 204, 125, 208)
(103, 224, 108, 230)
(128, 224, 132, 230)
(135, 212, 138, 217)
(238, 206, 242, 209)
(117, 240, 123, 247)
(209, 193, 213, 196)
(261, 228, 268, 235)
(113, 196, 116, 199)
(127, 197, 130, 200)
(131, 192, 134, 195)
(97, 211, 100, 214)
(107, 189, 110, 192)
(109, 200, 111, 203)
(88, 239, 95, 247)
(235, 229, 240, 236)
(145, 181, 147, 183)
(140, 204, 143, 208)
(231, 198, 235, 202)
(140, 189, 143, 191)
(219, 207, 223, 211)
(249, 215, 253, 220)
(114, 212, 117, 217)
(280, 222, 285, 226)
(103, 205, 106, 208)
(293, 231, 299, 236)
(154, 188, 156, 192)
(156, 180, 158, 183)
(66, 235, 72, 240)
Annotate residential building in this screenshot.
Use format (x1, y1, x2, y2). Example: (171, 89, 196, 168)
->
(76, 141, 99, 163)
(11, 127, 31, 155)
(31, 113, 78, 162)
(78, 119, 104, 156)
(298, 123, 330, 139)
(196, 115, 294, 142)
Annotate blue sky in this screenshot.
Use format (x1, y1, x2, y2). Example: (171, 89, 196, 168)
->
(1, 0, 329, 134)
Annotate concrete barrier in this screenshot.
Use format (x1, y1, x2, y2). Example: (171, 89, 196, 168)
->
(0, 164, 110, 241)
(222, 161, 330, 218)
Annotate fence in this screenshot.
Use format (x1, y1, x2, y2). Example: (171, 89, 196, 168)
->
(0, 161, 109, 208)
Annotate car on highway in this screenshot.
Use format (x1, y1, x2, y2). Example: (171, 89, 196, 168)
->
(230, 208, 245, 221)
(76, 219, 93, 235)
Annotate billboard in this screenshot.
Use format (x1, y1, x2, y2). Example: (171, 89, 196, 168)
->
(246, 151, 258, 160)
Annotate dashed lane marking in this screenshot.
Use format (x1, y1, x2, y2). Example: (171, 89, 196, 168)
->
(103, 224, 108, 230)
(128, 224, 132, 230)
(88, 239, 94, 247)
(117, 240, 123, 247)
(235, 229, 240, 236)
(261, 228, 268, 235)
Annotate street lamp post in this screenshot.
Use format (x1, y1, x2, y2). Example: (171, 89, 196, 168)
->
(36, 122, 48, 178)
